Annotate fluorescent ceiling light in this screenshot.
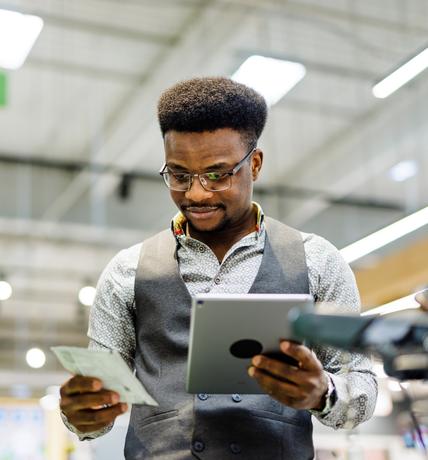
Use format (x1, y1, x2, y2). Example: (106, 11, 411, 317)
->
(372, 47, 428, 99)
(361, 291, 422, 316)
(389, 160, 418, 182)
(232, 55, 306, 107)
(0, 8, 44, 70)
(340, 205, 428, 264)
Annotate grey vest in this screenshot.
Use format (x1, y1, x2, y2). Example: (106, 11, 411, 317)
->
(125, 217, 314, 460)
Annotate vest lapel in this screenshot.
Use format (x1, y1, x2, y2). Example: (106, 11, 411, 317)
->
(135, 229, 191, 306)
(249, 217, 309, 294)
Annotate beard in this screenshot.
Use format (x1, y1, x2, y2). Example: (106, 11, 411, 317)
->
(187, 213, 231, 234)
(180, 202, 227, 234)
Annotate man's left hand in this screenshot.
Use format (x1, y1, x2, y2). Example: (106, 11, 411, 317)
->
(248, 340, 329, 411)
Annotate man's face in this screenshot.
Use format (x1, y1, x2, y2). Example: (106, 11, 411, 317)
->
(164, 128, 262, 234)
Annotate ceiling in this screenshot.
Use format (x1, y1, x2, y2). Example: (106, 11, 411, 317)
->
(0, 0, 427, 394)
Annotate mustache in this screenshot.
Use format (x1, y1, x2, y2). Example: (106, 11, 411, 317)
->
(181, 202, 225, 211)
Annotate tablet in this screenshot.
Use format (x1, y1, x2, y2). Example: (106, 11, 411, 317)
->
(186, 293, 314, 394)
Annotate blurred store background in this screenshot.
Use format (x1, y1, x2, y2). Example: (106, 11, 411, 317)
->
(0, 0, 427, 459)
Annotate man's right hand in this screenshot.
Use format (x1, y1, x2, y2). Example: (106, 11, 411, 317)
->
(60, 375, 128, 434)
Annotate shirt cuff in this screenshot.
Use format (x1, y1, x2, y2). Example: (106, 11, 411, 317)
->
(60, 411, 113, 441)
(309, 372, 337, 417)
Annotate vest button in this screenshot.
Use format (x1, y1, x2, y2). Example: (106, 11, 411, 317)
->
(230, 442, 242, 454)
(214, 277, 221, 284)
(232, 394, 242, 403)
(193, 440, 205, 452)
(198, 393, 209, 401)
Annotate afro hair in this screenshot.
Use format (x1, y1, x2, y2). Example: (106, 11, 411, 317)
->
(157, 77, 267, 147)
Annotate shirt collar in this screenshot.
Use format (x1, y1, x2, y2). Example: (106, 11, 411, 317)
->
(171, 201, 265, 239)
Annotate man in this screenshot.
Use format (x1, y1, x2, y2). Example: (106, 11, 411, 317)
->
(60, 77, 377, 459)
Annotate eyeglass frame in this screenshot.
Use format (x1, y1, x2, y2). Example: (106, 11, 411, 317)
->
(159, 144, 257, 192)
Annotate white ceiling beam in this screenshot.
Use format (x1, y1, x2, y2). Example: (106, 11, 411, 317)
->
(0, 370, 69, 389)
(27, 56, 141, 83)
(0, 217, 148, 247)
(0, 325, 87, 347)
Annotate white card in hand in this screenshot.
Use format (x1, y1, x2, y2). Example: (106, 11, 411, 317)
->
(51, 346, 158, 406)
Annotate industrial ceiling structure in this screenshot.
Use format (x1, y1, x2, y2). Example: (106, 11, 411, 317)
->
(0, 0, 427, 395)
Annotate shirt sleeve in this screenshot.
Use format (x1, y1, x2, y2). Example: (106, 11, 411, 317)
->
(87, 243, 140, 368)
(303, 233, 378, 430)
(61, 243, 140, 441)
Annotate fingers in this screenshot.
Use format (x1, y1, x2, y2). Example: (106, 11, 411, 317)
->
(248, 367, 303, 407)
(60, 389, 120, 412)
(60, 375, 103, 397)
(60, 375, 128, 433)
(279, 341, 322, 372)
(248, 343, 328, 410)
(248, 360, 328, 410)
(249, 366, 301, 398)
(250, 355, 301, 385)
(67, 403, 128, 432)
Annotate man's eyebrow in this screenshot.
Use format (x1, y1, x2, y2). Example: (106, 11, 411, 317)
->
(205, 162, 230, 170)
(166, 161, 232, 171)
(166, 162, 188, 171)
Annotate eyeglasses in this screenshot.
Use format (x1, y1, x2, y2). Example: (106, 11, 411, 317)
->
(159, 145, 256, 192)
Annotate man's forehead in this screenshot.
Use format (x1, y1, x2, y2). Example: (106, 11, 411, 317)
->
(164, 129, 244, 165)
(165, 149, 235, 170)
(164, 128, 244, 149)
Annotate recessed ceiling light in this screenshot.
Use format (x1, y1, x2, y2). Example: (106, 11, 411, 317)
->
(79, 286, 97, 306)
(373, 47, 428, 99)
(0, 8, 44, 70)
(232, 55, 306, 107)
(26, 347, 46, 369)
(0, 280, 12, 300)
(389, 160, 418, 182)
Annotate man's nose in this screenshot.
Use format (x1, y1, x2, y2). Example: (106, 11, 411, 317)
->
(184, 175, 214, 201)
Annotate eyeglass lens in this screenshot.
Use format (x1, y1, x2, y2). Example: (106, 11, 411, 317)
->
(164, 172, 231, 191)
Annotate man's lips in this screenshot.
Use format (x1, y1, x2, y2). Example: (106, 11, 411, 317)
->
(185, 206, 220, 213)
(183, 206, 223, 219)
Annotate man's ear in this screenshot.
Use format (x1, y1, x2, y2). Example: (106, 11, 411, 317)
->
(252, 150, 263, 181)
